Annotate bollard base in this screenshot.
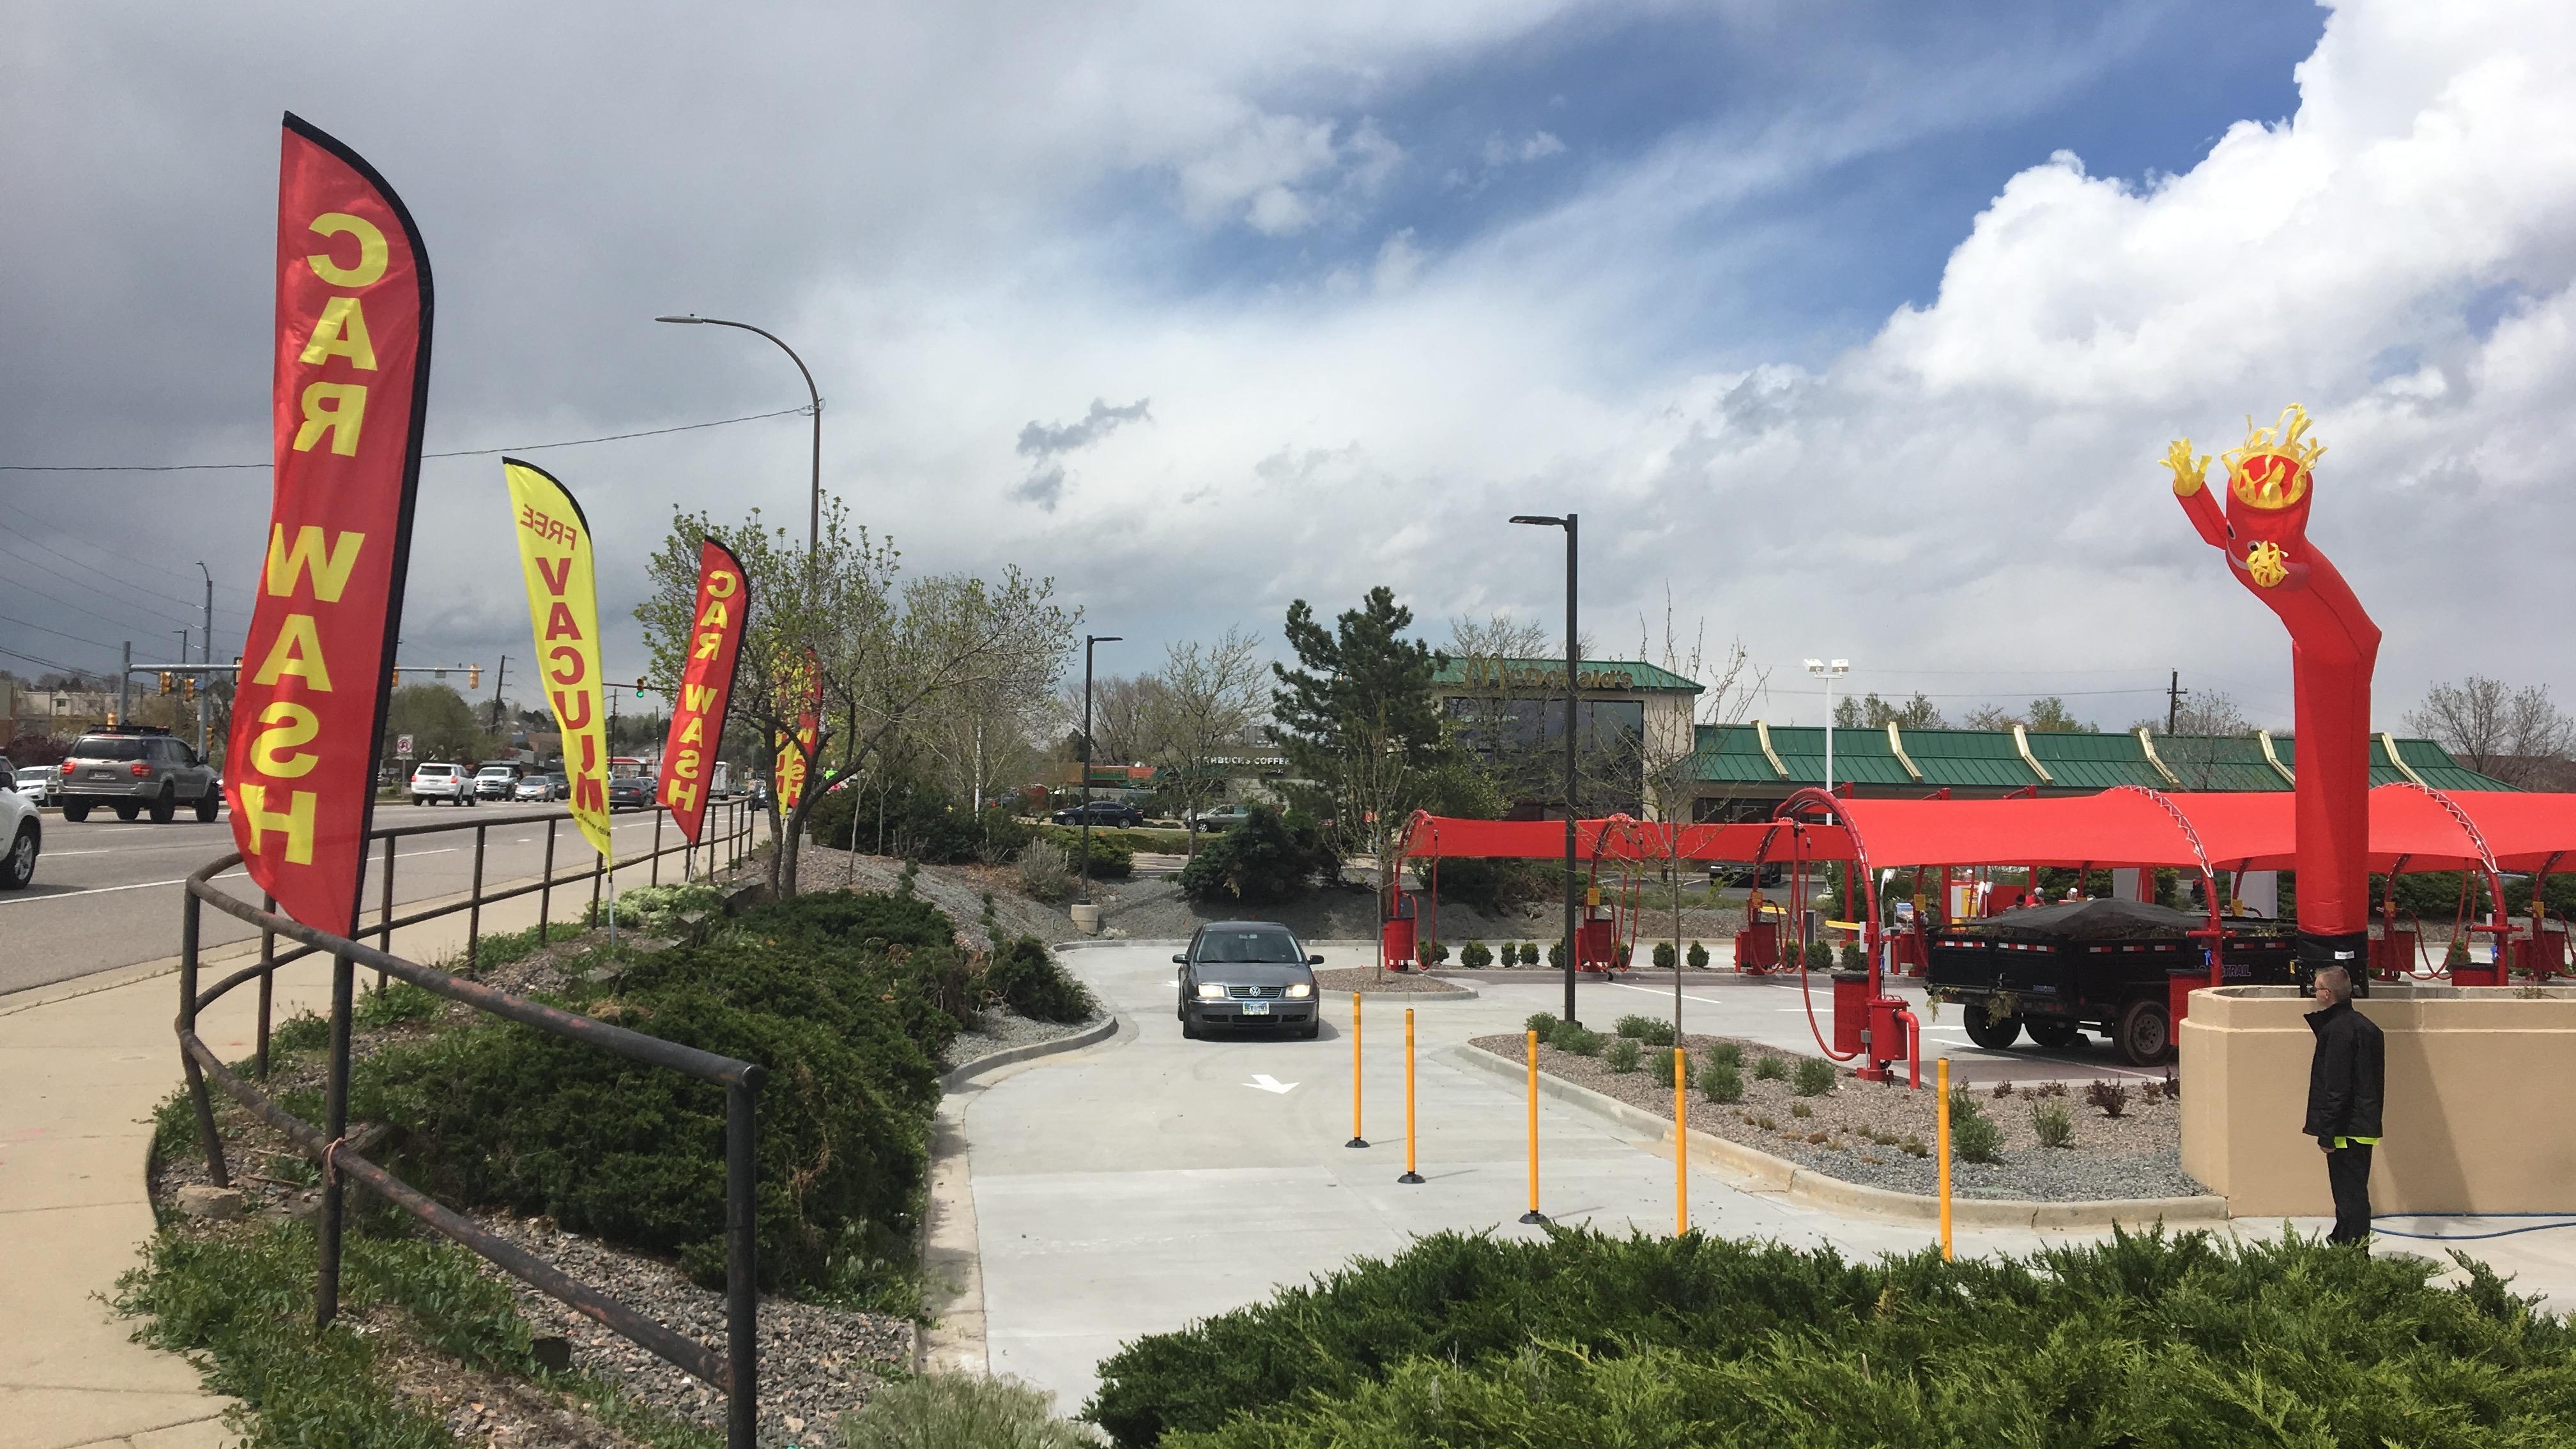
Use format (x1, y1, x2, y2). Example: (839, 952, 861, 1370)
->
(1517, 1210, 1548, 1224)
(1346, 1137, 1368, 1148)
(1397, 1171, 1425, 1184)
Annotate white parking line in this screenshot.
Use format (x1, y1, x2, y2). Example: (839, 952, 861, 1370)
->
(0, 869, 251, 905)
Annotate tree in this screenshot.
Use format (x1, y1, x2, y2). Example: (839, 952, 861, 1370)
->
(1271, 588, 1447, 905)
(1053, 673, 1167, 770)
(1833, 691, 1946, 730)
(2405, 677, 2575, 786)
(2152, 689, 2254, 792)
(638, 502, 1073, 897)
(382, 684, 491, 762)
(1632, 590, 1764, 1004)
(1144, 627, 1269, 856)
(1962, 697, 2097, 734)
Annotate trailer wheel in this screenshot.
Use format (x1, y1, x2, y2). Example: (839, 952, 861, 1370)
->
(2025, 1018, 2083, 1050)
(2115, 998, 2173, 1066)
(1962, 1000, 2021, 1050)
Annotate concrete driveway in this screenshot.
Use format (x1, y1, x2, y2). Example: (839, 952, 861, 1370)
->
(954, 942, 2093, 1414)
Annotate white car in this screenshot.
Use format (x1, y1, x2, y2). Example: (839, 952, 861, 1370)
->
(9, 763, 57, 807)
(0, 760, 40, 889)
(514, 774, 563, 801)
(410, 762, 479, 806)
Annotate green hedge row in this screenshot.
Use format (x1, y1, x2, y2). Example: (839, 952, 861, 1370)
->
(1087, 1226, 2576, 1448)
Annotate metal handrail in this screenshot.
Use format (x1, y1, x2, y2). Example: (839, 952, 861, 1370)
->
(177, 797, 767, 1447)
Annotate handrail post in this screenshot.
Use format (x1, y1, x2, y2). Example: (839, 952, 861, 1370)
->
(1346, 992, 1365, 1148)
(591, 829, 605, 925)
(1398, 1008, 1423, 1184)
(376, 834, 397, 988)
(539, 819, 556, 939)
(1936, 1057, 1953, 1261)
(726, 1077, 761, 1449)
(652, 807, 664, 887)
(466, 824, 487, 971)
(316, 949, 355, 1326)
(1519, 1028, 1544, 1223)
(178, 887, 229, 1188)
(256, 891, 277, 1079)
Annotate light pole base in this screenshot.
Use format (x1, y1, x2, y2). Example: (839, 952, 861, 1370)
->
(1397, 1171, 1425, 1184)
(1517, 1210, 1548, 1225)
(1346, 1137, 1368, 1149)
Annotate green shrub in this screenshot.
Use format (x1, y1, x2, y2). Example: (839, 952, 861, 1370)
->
(1524, 1012, 1559, 1036)
(1652, 940, 1676, 969)
(1519, 942, 1540, 966)
(610, 882, 726, 937)
(1751, 1054, 1788, 1082)
(1838, 939, 1866, 971)
(1700, 1060, 1743, 1103)
(1686, 940, 1710, 969)
(1653, 1045, 1690, 1091)
(268, 1009, 331, 1056)
(807, 778, 1032, 866)
(1039, 826, 1135, 882)
(843, 1372, 1093, 1448)
(1547, 940, 1568, 969)
(1705, 1041, 1744, 1070)
(1174, 806, 1324, 904)
(986, 937, 1094, 1024)
(353, 980, 443, 1030)
(1420, 939, 1449, 965)
(1090, 1227, 2576, 1449)
(1801, 938, 1834, 972)
(2030, 1097, 2075, 1149)
(1016, 839, 1074, 903)
(1792, 1057, 1836, 1097)
(732, 889, 954, 951)
(1459, 941, 1494, 969)
(1548, 1022, 1603, 1057)
(1604, 1038, 1641, 1074)
(353, 929, 940, 1300)
(1949, 1088, 2002, 1164)
(1613, 1014, 1675, 1046)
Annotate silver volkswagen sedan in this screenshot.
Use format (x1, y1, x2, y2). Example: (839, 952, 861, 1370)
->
(1175, 921, 1324, 1040)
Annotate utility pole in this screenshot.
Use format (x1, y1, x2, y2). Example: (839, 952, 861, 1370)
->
(197, 563, 214, 758)
(1509, 511, 1580, 1026)
(2167, 670, 2188, 736)
(1079, 634, 1121, 905)
(117, 641, 130, 724)
(490, 656, 509, 733)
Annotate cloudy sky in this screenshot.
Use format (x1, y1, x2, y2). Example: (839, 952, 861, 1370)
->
(4, 0, 2569, 733)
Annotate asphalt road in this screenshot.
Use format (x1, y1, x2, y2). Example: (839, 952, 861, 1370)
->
(0, 801, 740, 998)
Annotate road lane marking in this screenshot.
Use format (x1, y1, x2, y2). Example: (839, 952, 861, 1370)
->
(1245, 1075, 1298, 1094)
(0, 870, 252, 904)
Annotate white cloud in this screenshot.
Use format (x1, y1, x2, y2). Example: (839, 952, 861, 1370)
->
(1483, 130, 1567, 166)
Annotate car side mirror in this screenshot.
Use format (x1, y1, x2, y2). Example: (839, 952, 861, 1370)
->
(1172, 953, 1188, 965)
(1308, 954, 1326, 966)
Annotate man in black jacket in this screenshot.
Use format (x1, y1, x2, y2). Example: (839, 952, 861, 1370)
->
(2304, 965, 2385, 1245)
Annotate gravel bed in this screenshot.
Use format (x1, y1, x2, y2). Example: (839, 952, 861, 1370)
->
(1311, 965, 1471, 996)
(1474, 1031, 2206, 1203)
(789, 848, 1078, 947)
(471, 1215, 911, 1448)
(944, 1005, 1107, 1067)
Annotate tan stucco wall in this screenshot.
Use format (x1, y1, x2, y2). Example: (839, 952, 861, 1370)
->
(1642, 693, 1695, 822)
(2180, 984, 2576, 1216)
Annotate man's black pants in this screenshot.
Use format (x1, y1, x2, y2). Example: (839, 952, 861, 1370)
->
(2326, 1144, 2373, 1244)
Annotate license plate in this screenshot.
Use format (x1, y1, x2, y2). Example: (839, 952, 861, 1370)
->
(1239, 1000, 1270, 1016)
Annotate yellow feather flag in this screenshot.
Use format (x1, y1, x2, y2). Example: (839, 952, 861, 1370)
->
(502, 459, 611, 861)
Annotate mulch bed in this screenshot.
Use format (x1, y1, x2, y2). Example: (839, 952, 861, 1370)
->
(1471, 1030, 2205, 1203)
(1313, 965, 1473, 996)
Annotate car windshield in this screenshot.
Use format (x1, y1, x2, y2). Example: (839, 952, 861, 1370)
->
(71, 737, 148, 760)
(1195, 930, 1303, 964)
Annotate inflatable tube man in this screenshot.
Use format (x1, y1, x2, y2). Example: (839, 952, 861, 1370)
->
(2164, 406, 2379, 983)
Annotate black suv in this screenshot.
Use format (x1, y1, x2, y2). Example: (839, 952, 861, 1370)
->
(57, 726, 220, 823)
(1052, 799, 1144, 827)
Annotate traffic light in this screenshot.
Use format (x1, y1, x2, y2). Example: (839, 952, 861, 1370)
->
(391, 669, 402, 686)
(158, 671, 173, 696)
(182, 677, 197, 705)
(468, 666, 482, 689)
(636, 677, 647, 698)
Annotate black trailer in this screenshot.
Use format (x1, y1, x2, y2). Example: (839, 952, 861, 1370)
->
(1924, 898, 2297, 1066)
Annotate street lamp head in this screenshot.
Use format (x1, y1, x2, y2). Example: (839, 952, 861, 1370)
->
(653, 314, 704, 325)
(1802, 658, 1822, 671)
(1088, 634, 1123, 646)
(1509, 514, 1567, 528)
(1805, 658, 1848, 677)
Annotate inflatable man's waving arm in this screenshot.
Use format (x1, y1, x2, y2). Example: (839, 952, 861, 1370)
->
(2163, 440, 2232, 550)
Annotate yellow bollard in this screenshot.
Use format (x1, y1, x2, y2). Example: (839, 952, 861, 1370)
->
(1519, 1029, 1545, 1224)
(1346, 993, 1367, 1149)
(1937, 1057, 1953, 1261)
(1398, 1008, 1424, 1184)
(1674, 1046, 1689, 1235)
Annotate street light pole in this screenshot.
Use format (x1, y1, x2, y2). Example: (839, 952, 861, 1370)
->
(196, 562, 214, 758)
(1512, 512, 1581, 1027)
(1080, 634, 1121, 905)
(654, 314, 824, 555)
(1804, 658, 1848, 794)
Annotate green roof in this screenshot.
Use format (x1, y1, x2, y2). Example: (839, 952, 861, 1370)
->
(1432, 657, 1703, 694)
(1689, 723, 2510, 795)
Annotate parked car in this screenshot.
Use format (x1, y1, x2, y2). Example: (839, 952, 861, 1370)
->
(513, 773, 562, 802)
(607, 774, 656, 811)
(54, 726, 220, 823)
(1053, 799, 1144, 828)
(1185, 803, 1252, 831)
(473, 763, 521, 800)
(0, 767, 38, 889)
(8, 762, 58, 808)
(410, 762, 479, 806)
(1174, 921, 1325, 1040)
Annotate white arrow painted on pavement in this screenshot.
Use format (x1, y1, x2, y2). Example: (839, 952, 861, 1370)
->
(1245, 1075, 1298, 1095)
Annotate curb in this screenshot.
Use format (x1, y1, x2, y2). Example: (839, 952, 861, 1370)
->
(1324, 975, 1480, 1000)
(939, 1013, 1123, 1090)
(1447, 1043, 2229, 1231)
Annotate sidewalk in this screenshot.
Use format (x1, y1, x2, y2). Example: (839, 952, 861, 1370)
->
(0, 850, 676, 1449)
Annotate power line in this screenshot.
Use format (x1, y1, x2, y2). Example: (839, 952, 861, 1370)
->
(0, 643, 85, 675)
(0, 608, 130, 654)
(0, 404, 813, 473)
(0, 539, 206, 638)
(0, 519, 247, 621)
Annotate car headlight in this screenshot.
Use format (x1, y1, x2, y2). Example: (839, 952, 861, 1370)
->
(1196, 983, 1228, 1000)
(1285, 983, 1312, 999)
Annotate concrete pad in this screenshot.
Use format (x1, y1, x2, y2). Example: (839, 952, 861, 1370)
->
(0, 1390, 227, 1449)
